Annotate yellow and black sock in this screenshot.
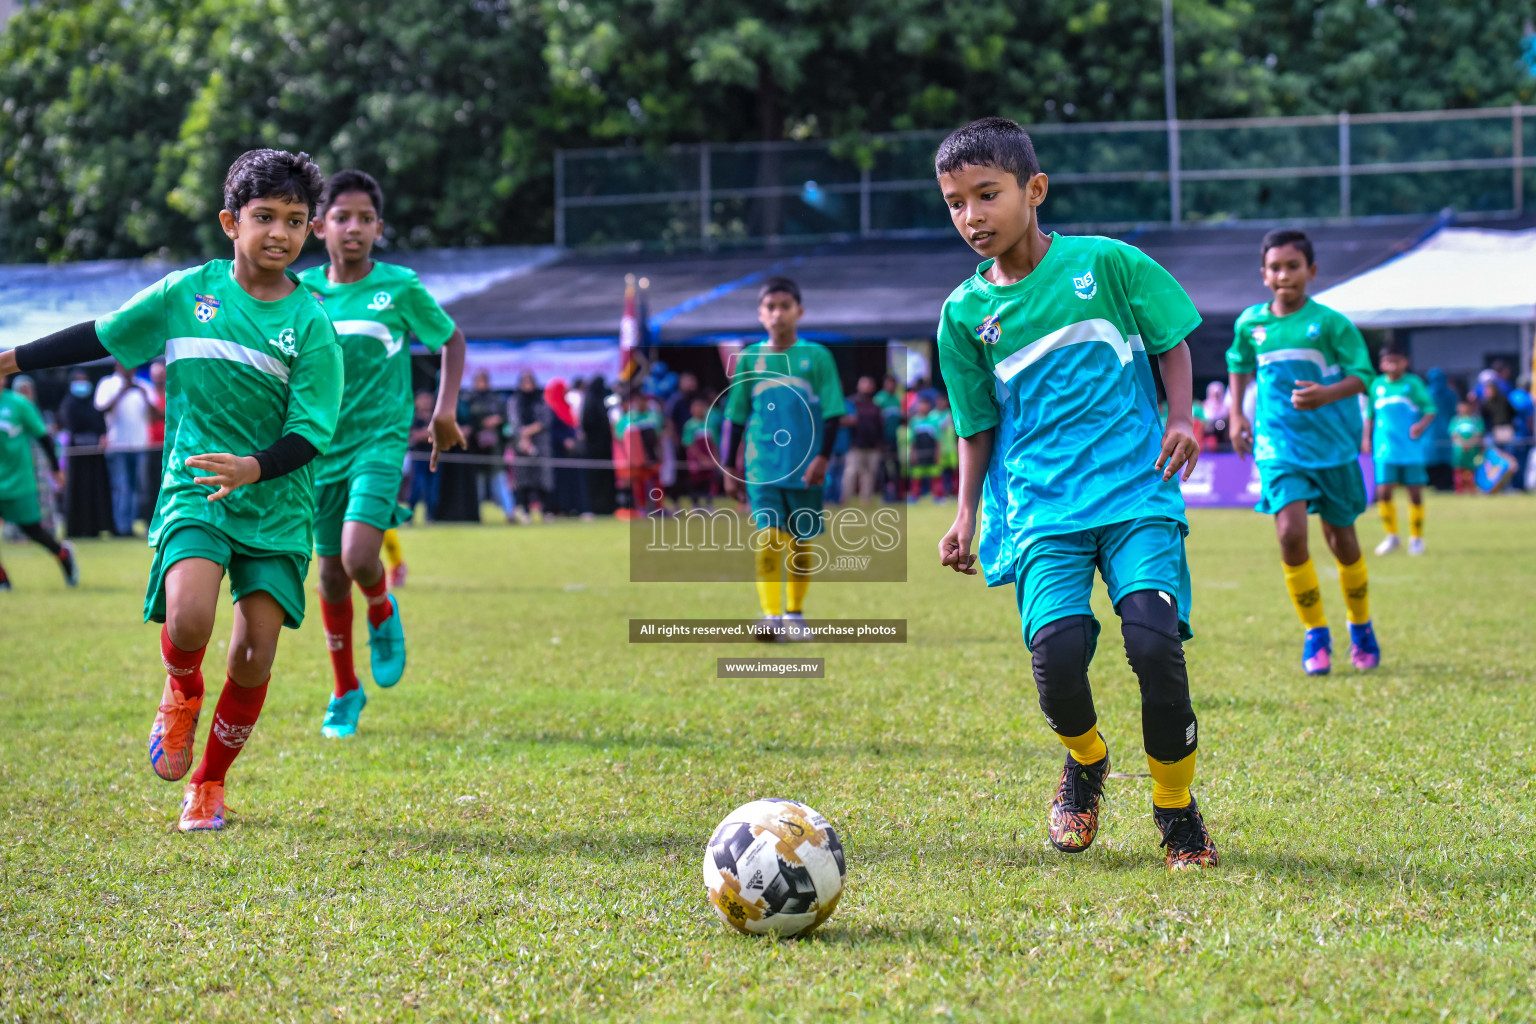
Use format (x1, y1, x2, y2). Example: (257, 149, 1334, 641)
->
(785, 538, 812, 614)
(1409, 503, 1425, 540)
(381, 528, 404, 571)
(1060, 724, 1108, 766)
(1281, 559, 1327, 629)
(1337, 557, 1370, 625)
(753, 528, 789, 616)
(1377, 500, 1398, 537)
(1148, 750, 1196, 809)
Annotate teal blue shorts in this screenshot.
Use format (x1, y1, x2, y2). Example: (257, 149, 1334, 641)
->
(746, 484, 825, 540)
(1014, 517, 1192, 649)
(1375, 462, 1428, 488)
(1256, 460, 1368, 527)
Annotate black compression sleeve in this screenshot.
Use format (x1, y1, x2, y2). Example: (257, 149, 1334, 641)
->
(820, 416, 839, 459)
(252, 434, 319, 482)
(725, 421, 745, 469)
(14, 321, 109, 371)
(35, 439, 60, 474)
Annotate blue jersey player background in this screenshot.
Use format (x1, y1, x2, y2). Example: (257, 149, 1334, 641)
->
(933, 117, 1217, 870)
(1366, 346, 1437, 557)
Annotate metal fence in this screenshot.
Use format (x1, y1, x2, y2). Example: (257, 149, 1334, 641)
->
(554, 106, 1536, 249)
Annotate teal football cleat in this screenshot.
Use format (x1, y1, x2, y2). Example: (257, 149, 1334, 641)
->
(367, 595, 406, 687)
(321, 686, 367, 738)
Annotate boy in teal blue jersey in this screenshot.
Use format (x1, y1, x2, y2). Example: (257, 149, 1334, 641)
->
(1366, 347, 1436, 557)
(934, 118, 1216, 869)
(1227, 229, 1379, 677)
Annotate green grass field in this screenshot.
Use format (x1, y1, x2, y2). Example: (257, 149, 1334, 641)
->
(2, 497, 1534, 1022)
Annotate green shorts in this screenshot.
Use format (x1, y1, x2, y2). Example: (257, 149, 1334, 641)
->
(1014, 517, 1192, 649)
(0, 490, 40, 526)
(145, 521, 310, 629)
(314, 467, 411, 557)
(1255, 460, 1368, 527)
(1375, 462, 1429, 487)
(746, 483, 826, 540)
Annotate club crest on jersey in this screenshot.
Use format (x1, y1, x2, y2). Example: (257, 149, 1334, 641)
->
(268, 328, 298, 357)
(193, 294, 220, 323)
(1306, 322, 1321, 340)
(974, 314, 1002, 345)
(366, 291, 393, 312)
(1072, 269, 1097, 300)
(1252, 325, 1268, 343)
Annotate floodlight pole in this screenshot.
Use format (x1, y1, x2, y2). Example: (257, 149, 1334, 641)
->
(1163, 0, 1181, 225)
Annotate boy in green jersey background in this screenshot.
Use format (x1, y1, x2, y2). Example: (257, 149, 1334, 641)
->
(1448, 398, 1484, 493)
(722, 278, 847, 643)
(299, 170, 467, 739)
(933, 118, 1216, 869)
(0, 150, 342, 833)
(0, 380, 79, 590)
(1227, 229, 1379, 677)
(1366, 346, 1436, 557)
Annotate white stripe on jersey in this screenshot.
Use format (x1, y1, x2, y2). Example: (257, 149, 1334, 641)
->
(1256, 347, 1341, 377)
(330, 320, 396, 345)
(166, 337, 289, 382)
(992, 319, 1140, 384)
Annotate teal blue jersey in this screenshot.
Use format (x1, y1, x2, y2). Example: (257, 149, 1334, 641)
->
(1226, 298, 1373, 468)
(1369, 373, 1435, 466)
(937, 234, 1201, 586)
(724, 339, 847, 487)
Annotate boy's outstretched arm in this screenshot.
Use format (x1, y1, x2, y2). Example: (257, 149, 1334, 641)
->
(1228, 371, 1254, 458)
(1155, 340, 1199, 481)
(430, 327, 468, 470)
(939, 428, 993, 575)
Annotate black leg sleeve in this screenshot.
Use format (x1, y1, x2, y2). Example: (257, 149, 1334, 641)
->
(19, 522, 63, 557)
(1117, 589, 1197, 762)
(1030, 614, 1099, 739)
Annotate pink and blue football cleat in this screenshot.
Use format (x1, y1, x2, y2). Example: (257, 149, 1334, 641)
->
(1302, 627, 1332, 676)
(1349, 621, 1380, 671)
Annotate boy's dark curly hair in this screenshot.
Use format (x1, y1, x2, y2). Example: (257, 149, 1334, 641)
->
(223, 149, 326, 219)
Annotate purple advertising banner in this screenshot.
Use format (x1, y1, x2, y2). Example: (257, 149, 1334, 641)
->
(1179, 453, 1375, 508)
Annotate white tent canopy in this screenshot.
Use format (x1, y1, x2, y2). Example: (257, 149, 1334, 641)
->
(1313, 227, 1536, 327)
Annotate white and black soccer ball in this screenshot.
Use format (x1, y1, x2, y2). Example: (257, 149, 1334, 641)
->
(703, 798, 846, 938)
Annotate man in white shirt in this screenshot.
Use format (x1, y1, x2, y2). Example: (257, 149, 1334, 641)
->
(94, 361, 152, 537)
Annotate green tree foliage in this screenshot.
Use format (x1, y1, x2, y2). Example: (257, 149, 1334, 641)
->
(1, 0, 1533, 259)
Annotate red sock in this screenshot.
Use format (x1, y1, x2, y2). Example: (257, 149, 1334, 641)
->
(319, 595, 358, 697)
(359, 576, 393, 628)
(190, 676, 267, 786)
(160, 624, 206, 701)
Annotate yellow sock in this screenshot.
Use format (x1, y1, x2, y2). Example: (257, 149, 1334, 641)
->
(1377, 500, 1398, 537)
(381, 529, 404, 570)
(1281, 559, 1328, 629)
(1409, 503, 1424, 539)
(1148, 750, 1196, 809)
(1059, 725, 1108, 765)
(753, 528, 788, 617)
(785, 538, 812, 613)
(1337, 557, 1370, 625)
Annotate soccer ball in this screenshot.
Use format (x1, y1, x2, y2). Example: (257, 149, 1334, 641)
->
(702, 798, 846, 938)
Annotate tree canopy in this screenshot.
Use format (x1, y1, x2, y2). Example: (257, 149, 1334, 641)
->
(1, 0, 1532, 260)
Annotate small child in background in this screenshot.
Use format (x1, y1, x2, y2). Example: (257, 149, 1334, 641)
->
(936, 393, 957, 498)
(617, 388, 663, 517)
(907, 395, 945, 501)
(682, 396, 718, 507)
(1448, 398, 1484, 494)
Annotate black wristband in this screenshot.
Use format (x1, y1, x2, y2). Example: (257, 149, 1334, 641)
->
(14, 321, 109, 372)
(251, 433, 319, 482)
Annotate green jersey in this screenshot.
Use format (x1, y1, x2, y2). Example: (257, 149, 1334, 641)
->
(724, 339, 847, 487)
(1368, 373, 1435, 466)
(96, 260, 342, 556)
(297, 261, 456, 483)
(1448, 413, 1483, 469)
(1226, 298, 1373, 468)
(0, 390, 48, 501)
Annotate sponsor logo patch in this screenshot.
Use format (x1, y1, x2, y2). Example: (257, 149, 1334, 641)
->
(268, 327, 298, 357)
(974, 314, 1002, 345)
(367, 291, 394, 312)
(1072, 269, 1097, 300)
(193, 294, 220, 323)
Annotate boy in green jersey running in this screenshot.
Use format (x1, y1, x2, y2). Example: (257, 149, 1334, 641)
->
(933, 118, 1215, 869)
(1227, 229, 1379, 677)
(0, 381, 79, 590)
(1366, 346, 1436, 556)
(0, 150, 342, 833)
(722, 278, 847, 643)
(298, 170, 467, 739)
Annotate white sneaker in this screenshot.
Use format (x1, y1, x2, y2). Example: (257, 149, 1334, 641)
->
(1407, 536, 1425, 556)
(1374, 534, 1401, 556)
(782, 611, 814, 642)
(753, 615, 783, 643)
